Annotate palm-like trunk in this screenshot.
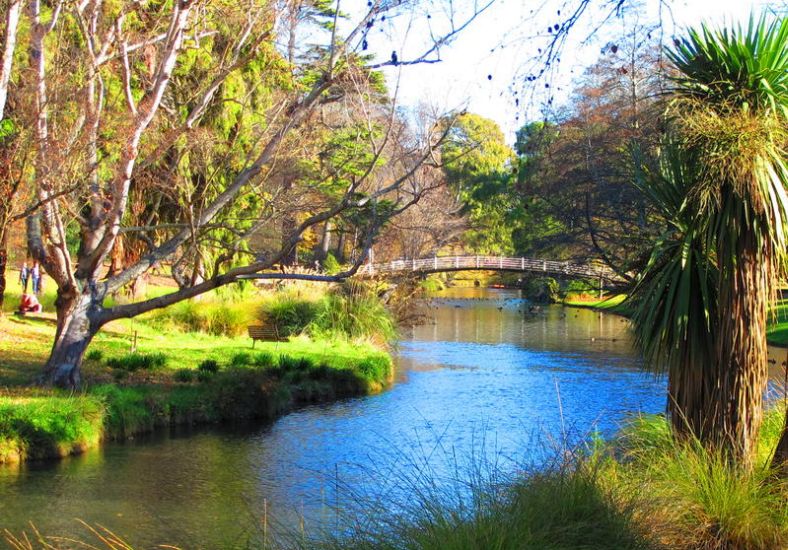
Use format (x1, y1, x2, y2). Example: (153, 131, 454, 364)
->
(709, 215, 771, 467)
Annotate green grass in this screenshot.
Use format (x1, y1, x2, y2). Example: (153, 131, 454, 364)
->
(0, 285, 394, 463)
(0, 395, 105, 463)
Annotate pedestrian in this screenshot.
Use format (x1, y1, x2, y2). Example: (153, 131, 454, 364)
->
(31, 261, 41, 295)
(19, 261, 29, 293)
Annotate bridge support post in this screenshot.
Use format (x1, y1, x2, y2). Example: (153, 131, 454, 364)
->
(412, 258, 416, 271)
(543, 260, 547, 271)
(434, 256, 437, 270)
(475, 255, 479, 268)
(455, 256, 459, 269)
(599, 276, 603, 299)
(521, 257, 524, 270)
(499, 256, 503, 269)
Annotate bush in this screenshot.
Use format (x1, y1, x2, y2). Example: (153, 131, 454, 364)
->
(146, 297, 258, 337)
(307, 283, 397, 344)
(85, 350, 104, 362)
(322, 252, 342, 275)
(230, 352, 252, 367)
(174, 368, 195, 383)
(565, 279, 597, 294)
(261, 296, 320, 337)
(196, 370, 215, 383)
(523, 277, 560, 303)
(253, 352, 276, 368)
(106, 352, 167, 372)
(197, 359, 220, 374)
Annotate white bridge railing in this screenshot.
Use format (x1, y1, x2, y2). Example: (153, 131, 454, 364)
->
(358, 255, 625, 283)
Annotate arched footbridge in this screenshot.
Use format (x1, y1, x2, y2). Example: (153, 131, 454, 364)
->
(358, 255, 627, 285)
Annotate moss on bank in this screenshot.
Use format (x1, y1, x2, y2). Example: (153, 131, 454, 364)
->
(0, 316, 393, 465)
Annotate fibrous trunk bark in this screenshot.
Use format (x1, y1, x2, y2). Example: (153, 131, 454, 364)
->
(41, 289, 101, 389)
(708, 226, 770, 468)
(0, 227, 7, 312)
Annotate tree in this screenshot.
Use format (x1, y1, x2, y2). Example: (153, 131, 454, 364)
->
(633, 15, 788, 467)
(515, 22, 667, 272)
(4, 0, 491, 388)
(440, 112, 520, 254)
(630, 142, 718, 440)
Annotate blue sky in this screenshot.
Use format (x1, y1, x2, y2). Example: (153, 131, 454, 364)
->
(359, 0, 773, 141)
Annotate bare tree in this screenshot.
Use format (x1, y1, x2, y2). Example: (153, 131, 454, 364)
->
(8, 0, 491, 387)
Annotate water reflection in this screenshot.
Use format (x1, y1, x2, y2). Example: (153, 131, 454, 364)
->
(0, 289, 680, 546)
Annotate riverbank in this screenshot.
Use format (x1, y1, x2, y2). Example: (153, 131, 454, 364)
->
(562, 293, 788, 347)
(0, 313, 393, 465)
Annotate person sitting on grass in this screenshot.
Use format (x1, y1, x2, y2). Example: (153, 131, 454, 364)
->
(17, 293, 42, 315)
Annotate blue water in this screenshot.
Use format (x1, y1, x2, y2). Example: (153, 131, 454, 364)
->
(0, 289, 667, 547)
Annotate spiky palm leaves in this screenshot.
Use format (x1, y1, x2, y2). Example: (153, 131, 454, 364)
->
(633, 15, 788, 467)
(631, 145, 718, 440)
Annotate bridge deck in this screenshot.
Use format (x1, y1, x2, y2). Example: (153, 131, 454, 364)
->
(358, 255, 625, 283)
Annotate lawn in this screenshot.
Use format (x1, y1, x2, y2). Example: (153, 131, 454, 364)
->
(0, 276, 394, 464)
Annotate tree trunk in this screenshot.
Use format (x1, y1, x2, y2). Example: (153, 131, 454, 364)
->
(708, 226, 771, 468)
(0, 227, 7, 312)
(41, 290, 100, 389)
(317, 221, 332, 262)
(772, 411, 788, 474)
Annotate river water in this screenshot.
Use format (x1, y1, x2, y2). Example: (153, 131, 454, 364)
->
(1, 288, 781, 547)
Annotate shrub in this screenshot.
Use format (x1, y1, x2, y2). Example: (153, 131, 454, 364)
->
(145, 297, 258, 337)
(174, 368, 195, 383)
(261, 296, 320, 337)
(197, 359, 220, 374)
(106, 352, 167, 372)
(523, 277, 560, 303)
(307, 283, 397, 344)
(322, 252, 342, 275)
(196, 370, 215, 383)
(253, 352, 276, 368)
(230, 352, 252, 367)
(85, 349, 104, 362)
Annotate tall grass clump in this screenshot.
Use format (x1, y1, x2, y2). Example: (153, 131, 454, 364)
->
(308, 282, 397, 345)
(145, 295, 259, 336)
(260, 282, 397, 345)
(613, 412, 788, 549)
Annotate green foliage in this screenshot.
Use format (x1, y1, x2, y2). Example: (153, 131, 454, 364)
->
(174, 368, 195, 383)
(613, 412, 788, 549)
(523, 277, 559, 303)
(146, 298, 258, 337)
(85, 350, 104, 362)
(253, 352, 277, 368)
(106, 352, 168, 372)
(260, 284, 396, 344)
(261, 295, 321, 337)
(0, 396, 105, 462)
(197, 359, 221, 374)
(322, 252, 342, 275)
(230, 352, 252, 367)
(307, 284, 397, 344)
(441, 113, 522, 254)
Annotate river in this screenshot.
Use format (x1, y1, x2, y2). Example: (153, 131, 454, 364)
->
(1, 288, 782, 547)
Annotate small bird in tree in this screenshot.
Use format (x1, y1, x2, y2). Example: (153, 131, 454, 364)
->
(391, 50, 398, 64)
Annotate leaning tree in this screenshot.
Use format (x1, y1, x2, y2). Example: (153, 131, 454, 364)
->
(4, 0, 492, 388)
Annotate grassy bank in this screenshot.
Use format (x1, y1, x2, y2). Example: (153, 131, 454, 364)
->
(0, 282, 395, 464)
(563, 293, 788, 347)
(312, 408, 788, 550)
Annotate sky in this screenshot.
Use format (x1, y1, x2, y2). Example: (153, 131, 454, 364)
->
(361, 0, 776, 142)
